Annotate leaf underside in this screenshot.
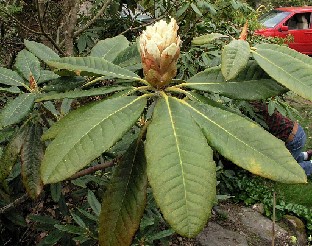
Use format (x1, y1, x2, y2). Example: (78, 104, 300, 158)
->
(21, 123, 44, 199)
(46, 57, 141, 81)
(41, 96, 147, 184)
(0, 129, 25, 182)
(99, 140, 147, 246)
(185, 100, 307, 183)
(145, 96, 216, 237)
(37, 86, 130, 102)
(185, 65, 287, 100)
(253, 44, 312, 101)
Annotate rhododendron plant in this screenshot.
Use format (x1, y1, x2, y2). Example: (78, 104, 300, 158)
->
(1, 16, 310, 246)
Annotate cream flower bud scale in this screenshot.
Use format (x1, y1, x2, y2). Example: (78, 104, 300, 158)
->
(139, 18, 181, 89)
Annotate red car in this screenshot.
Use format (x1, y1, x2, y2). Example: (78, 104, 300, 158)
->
(255, 6, 312, 55)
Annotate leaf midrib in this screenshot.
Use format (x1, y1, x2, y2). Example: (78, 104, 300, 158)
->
(164, 94, 190, 235)
(46, 96, 145, 180)
(252, 49, 311, 88)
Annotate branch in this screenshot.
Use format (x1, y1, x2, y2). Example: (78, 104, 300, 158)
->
(118, 0, 180, 36)
(119, 16, 164, 36)
(36, 0, 66, 56)
(73, 0, 113, 38)
(68, 157, 120, 180)
(0, 194, 28, 214)
(0, 8, 43, 35)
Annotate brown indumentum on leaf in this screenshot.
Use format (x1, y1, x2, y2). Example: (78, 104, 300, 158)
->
(139, 18, 181, 89)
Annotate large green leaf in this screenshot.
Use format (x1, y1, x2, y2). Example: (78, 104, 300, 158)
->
(183, 66, 287, 100)
(99, 140, 147, 246)
(191, 2, 203, 16)
(90, 35, 129, 61)
(47, 57, 141, 81)
(252, 44, 312, 100)
(15, 49, 41, 83)
(24, 40, 60, 62)
(37, 70, 60, 84)
(112, 43, 141, 70)
(0, 67, 27, 87)
(184, 100, 307, 183)
(0, 86, 21, 94)
(221, 40, 250, 81)
(41, 101, 99, 141)
(21, 122, 44, 199)
(0, 93, 36, 128)
(36, 86, 130, 102)
(41, 87, 135, 141)
(145, 95, 216, 237)
(41, 95, 147, 184)
(42, 76, 86, 92)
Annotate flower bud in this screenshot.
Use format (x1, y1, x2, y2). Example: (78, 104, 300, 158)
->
(139, 18, 181, 89)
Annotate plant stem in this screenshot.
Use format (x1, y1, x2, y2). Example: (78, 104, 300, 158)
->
(35, 0, 66, 56)
(272, 191, 276, 246)
(68, 157, 120, 180)
(165, 86, 197, 100)
(73, 0, 113, 38)
(0, 194, 28, 214)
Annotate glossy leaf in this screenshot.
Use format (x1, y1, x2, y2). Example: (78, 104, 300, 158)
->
(37, 230, 64, 245)
(42, 76, 86, 92)
(21, 122, 44, 199)
(0, 93, 36, 128)
(145, 95, 216, 237)
(192, 33, 228, 46)
(221, 39, 250, 81)
(28, 214, 59, 225)
(176, 2, 190, 17)
(112, 43, 141, 70)
(24, 40, 60, 62)
(190, 3, 202, 16)
(90, 35, 129, 61)
(99, 140, 147, 246)
(37, 86, 130, 102)
(47, 56, 141, 81)
(252, 43, 312, 101)
(183, 66, 287, 100)
(54, 224, 85, 235)
(71, 212, 87, 228)
(87, 190, 101, 216)
(50, 183, 62, 202)
(184, 100, 307, 183)
(203, 2, 217, 14)
(77, 208, 98, 222)
(15, 49, 41, 83)
(0, 67, 27, 87)
(0, 86, 21, 94)
(37, 70, 60, 84)
(41, 96, 147, 184)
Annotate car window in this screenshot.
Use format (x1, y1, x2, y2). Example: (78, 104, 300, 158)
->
(286, 13, 311, 30)
(259, 10, 291, 28)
